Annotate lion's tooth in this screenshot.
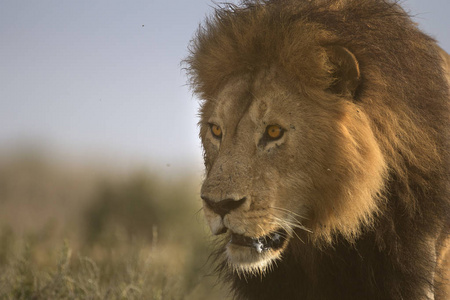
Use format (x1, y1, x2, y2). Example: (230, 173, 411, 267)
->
(271, 233, 281, 242)
(253, 240, 264, 253)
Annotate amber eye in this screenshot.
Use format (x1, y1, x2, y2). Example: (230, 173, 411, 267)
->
(210, 124, 222, 139)
(265, 125, 284, 140)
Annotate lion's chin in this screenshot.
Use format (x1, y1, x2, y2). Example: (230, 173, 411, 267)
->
(225, 229, 288, 275)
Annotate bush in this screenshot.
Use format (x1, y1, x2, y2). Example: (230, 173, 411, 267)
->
(0, 157, 227, 299)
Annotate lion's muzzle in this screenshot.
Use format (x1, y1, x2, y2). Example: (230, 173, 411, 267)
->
(201, 196, 247, 219)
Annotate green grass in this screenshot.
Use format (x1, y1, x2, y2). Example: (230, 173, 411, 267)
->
(0, 155, 228, 299)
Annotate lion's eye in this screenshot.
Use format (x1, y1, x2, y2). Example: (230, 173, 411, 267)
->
(265, 125, 284, 140)
(210, 124, 222, 139)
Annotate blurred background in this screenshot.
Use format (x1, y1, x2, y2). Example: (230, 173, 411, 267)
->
(0, 0, 448, 298)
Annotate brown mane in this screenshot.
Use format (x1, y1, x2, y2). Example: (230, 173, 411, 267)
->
(186, 0, 450, 299)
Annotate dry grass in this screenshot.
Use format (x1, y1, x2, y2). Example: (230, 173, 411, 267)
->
(0, 153, 228, 299)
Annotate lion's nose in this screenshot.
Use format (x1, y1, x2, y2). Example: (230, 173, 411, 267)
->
(201, 196, 246, 218)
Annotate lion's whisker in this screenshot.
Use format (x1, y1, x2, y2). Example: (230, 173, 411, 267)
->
(269, 218, 306, 243)
(271, 206, 310, 220)
(269, 212, 313, 234)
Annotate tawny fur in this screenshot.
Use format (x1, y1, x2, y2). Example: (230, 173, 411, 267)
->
(185, 0, 450, 299)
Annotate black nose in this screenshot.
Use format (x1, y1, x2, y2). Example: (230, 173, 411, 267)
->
(201, 196, 246, 218)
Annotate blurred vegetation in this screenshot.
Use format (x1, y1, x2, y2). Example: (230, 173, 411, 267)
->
(0, 153, 228, 299)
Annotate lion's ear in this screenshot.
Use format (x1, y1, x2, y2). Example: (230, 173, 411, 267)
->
(326, 46, 360, 97)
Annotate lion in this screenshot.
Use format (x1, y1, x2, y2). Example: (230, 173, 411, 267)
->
(185, 0, 450, 299)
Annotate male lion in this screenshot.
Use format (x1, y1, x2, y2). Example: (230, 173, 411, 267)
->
(185, 0, 450, 299)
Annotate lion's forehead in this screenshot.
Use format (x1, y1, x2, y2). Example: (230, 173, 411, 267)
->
(210, 75, 298, 131)
(209, 79, 251, 127)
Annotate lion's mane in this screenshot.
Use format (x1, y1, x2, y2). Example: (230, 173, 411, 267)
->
(186, 0, 450, 299)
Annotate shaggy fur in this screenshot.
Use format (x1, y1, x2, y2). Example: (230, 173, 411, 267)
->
(185, 0, 450, 299)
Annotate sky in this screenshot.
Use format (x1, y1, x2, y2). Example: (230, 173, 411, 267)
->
(1, 0, 449, 175)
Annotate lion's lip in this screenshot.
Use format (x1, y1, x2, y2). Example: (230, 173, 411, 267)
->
(229, 229, 287, 253)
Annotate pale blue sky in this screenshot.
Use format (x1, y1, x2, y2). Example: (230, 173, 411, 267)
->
(0, 0, 449, 174)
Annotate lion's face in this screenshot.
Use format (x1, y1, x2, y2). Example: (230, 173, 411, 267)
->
(199, 68, 387, 274)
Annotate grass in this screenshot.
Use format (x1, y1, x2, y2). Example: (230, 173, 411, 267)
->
(0, 239, 187, 299)
(0, 154, 228, 299)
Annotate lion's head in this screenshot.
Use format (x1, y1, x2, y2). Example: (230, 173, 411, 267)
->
(188, 2, 392, 272)
(185, 0, 449, 285)
(197, 60, 387, 273)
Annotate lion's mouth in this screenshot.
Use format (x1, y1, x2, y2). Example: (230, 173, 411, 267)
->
(229, 229, 287, 253)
